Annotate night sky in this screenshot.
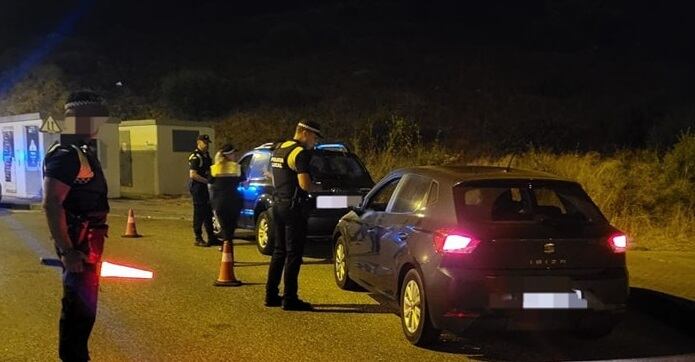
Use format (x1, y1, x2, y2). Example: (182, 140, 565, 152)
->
(1, 0, 694, 151)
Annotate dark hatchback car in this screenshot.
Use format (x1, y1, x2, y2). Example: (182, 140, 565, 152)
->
(235, 143, 374, 254)
(333, 166, 628, 345)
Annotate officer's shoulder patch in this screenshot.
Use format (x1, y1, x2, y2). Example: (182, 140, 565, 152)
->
(189, 154, 199, 161)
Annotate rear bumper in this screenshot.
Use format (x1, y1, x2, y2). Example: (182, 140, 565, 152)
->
(424, 267, 629, 332)
(306, 209, 347, 240)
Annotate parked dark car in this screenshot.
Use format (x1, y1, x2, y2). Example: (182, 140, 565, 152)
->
(333, 166, 629, 345)
(231, 143, 374, 254)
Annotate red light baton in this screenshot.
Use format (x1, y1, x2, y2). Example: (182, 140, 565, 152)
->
(40, 258, 154, 279)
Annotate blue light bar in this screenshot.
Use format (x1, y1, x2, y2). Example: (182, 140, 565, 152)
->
(316, 143, 349, 152)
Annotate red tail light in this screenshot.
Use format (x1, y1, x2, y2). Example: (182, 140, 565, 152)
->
(610, 233, 627, 253)
(433, 229, 480, 254)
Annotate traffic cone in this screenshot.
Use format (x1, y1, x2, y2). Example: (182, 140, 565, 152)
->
(214, 241, 242, 287)
(122, 208, 142, 238)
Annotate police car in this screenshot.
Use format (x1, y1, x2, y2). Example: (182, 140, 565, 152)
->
(231, 142, 374, 255)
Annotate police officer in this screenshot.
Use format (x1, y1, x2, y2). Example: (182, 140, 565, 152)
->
(188, 134, 219, 247)
(43, 91, 110, 361)
(265, 120, 321, 311)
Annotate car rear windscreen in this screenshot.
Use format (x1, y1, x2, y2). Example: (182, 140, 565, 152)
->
(453, 180, 606, 224)
(309, 152, 372, 187)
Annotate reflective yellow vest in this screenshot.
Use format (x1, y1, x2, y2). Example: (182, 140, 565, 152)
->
(211, 159, 241, 177)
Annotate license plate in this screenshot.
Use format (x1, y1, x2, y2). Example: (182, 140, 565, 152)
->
(316, 195, 362, 209)
(522, 291, 588, 309)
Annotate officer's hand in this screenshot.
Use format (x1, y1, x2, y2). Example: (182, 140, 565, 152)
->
(61, 250, 86, 273)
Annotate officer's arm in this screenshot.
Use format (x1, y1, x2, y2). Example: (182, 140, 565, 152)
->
(188, 154, 209, 183)
(44, 177, 85, 273)
(297, 173, 312, 192)
(291, 148, 315, 192)
(42, 177, 80, 258)
(189, 169, 209, 184)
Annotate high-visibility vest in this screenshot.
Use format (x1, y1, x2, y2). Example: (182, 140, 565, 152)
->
(211, 160, 241, 177)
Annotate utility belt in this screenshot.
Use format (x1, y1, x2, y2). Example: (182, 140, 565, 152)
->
(273, 189, 311, 212)
(64, 212, 109, 264)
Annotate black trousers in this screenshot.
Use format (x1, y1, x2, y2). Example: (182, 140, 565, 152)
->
(190, 183, 214, 239)
(210, 190, 243, 242)
(59, 264, 99, 362)
(266, 201, 308, 300)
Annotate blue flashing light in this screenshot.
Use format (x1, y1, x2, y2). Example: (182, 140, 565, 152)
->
(316, 143, 348, 152)
(237, 184, 261, 198)
(241, 209, 255, 216)
(0, 0, 95, 96)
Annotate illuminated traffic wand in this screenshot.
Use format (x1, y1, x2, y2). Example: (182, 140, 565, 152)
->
(40, 258, 154, 279)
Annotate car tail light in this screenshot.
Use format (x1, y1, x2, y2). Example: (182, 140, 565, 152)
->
(610, 233, 627, 253)
(433, 229, 480, 254)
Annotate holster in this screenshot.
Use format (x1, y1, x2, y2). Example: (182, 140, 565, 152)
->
(66, 214, 109, 265)
(289, 189, 312, 218)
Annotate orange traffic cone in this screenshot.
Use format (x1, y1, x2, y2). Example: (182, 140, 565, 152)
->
(214, 241, 242, 287)
(122, 208, 142, 238)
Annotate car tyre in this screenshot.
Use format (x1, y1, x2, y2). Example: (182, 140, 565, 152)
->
(255, 210, 274, 255)
(401, 269, 440, 346)
(333, 235, 360, 291)
(574, 314, 615, 339)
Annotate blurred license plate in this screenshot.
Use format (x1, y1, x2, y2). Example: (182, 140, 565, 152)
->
(316, 196, 362, 209)
(522, 291, 588, 309)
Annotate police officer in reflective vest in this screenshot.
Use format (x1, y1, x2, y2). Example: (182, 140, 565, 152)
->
(43, 91, 110, 361)
(265, 120, 321, 311)
(188, 134, 219, 247)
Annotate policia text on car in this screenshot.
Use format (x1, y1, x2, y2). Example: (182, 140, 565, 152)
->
(42, 91, 111, 362)
(265, 121, 322, 311)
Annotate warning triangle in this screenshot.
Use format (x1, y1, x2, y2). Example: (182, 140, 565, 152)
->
(40, 116, 63, 134)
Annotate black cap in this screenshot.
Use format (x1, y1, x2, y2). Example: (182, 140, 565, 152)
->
(197, 134, 211, 143)
(220, 144, 236, 155)
(297, 120, 323, 138)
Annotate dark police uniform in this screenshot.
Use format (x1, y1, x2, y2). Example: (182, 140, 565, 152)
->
(265, 139, 312, 305)
(188, 147, 215, 244)
(44, 142, 109, 362)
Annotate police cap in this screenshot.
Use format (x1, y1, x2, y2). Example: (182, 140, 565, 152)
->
(197, 134, 211, 143)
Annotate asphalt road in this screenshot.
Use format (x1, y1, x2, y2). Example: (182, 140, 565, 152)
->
(1, 207, 694, 362)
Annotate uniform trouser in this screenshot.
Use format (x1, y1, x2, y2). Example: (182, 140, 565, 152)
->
(266, 201, 308, 300)
(190, 183, 214, 239)
(58, 222, 106, 362)
(210, 192, 243, 242)
(59, 263, 99, 362)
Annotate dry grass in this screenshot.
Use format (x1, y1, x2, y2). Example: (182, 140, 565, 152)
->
(353, 121, 695, 252)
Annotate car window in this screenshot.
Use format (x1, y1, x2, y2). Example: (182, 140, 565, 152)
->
(389, 174, 433, 213)
(364, 178, 400, 212)
(239, 155, 252, 179)
(454, 181, 606, 224)
(248, 152, 270, 179)
(309, 151, 372, 188)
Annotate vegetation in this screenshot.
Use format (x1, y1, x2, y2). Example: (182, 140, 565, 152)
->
(1, 1, 693, 250)
(348, 119, 695, 252)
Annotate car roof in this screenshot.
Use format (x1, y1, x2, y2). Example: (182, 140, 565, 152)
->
(392, 165, 576, 184)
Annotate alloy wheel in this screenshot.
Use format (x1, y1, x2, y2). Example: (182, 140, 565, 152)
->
(403, 280, 422, 334)
(257, 217, 269, 248)
(335, 243, 346, 282)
